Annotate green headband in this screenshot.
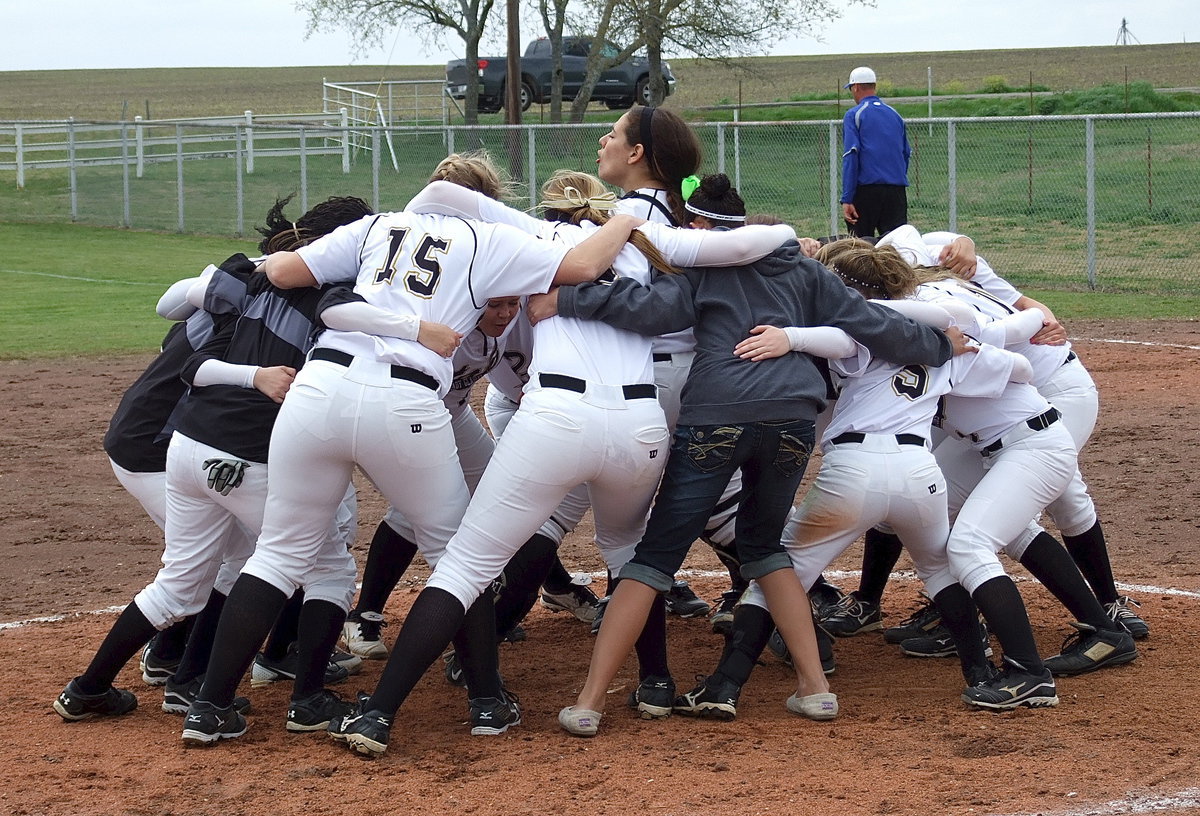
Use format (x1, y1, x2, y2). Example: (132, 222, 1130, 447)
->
(681, 175, 700, 201)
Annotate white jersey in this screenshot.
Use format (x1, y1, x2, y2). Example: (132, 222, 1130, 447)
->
(822, 342, 1020, 446)
(616, 187, 697, 356)
(445, 326, 509, 410)
(297, 211, 568, 395)
(485, 314, 533, 403)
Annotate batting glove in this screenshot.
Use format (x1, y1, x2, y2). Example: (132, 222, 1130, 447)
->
(202, 458, 250, 496)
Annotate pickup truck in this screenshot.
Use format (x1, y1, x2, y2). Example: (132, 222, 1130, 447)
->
(446, 37, 676, 113)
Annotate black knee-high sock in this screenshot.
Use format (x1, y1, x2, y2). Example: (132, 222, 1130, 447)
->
(152, 618, 193, 662)
(197, 574, 288, 708)
(356, 521, 419, 613)
(858, 528, 903, 605)
(77, 601, 158, 694)
(709, 539, 748, 594)
(540, 552, 574, 595)
(173, 589, 227, 684)
(635, 594, 671, 680)
(712, 603, 773, 687)
(367, 587, 467, 717)
(933, 583, 989, 681)
(292, 599, 347, 699)
(1062, 520, 1119, 605)
(452, 590, 503, 700)
(971, 576, 1044, 674)
(493, 533, 558, 636)
(603, 570, 615, 598)
(1020, 531, 1116, 631)
(264, 590, 304, 660)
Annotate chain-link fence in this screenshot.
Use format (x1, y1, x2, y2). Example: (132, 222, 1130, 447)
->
(2, 112, 1197, 294)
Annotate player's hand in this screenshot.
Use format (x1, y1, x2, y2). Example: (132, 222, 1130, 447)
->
(798, 237, 822, 258)
(734, 325, 791, 361)
(1030, 318, 1068, 346)
(527, 289, 559, 326)
(418, 321, 463, 358)
(841, 203, 858, 225)
(253, 365, 296, 403)
(943, 326, 979, 356)
(939, 237, 978, 278)
(202, 458, 250, 496)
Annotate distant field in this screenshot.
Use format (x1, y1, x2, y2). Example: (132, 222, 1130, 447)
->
(1, 42, 1196, 120)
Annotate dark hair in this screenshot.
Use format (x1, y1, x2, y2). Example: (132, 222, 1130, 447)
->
(626, 105, 702, 225)
(684, 173, 745, 229)
(256, 194, 374, 254)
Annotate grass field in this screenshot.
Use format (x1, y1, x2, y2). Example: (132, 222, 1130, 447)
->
(1, 221, 1196, 361)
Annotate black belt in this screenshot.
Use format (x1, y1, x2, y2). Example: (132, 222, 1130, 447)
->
(1062, 350, 1077, 366)
(982, 407, 1061, 454)
(310, 348, 438, 391)
(830, 432, 926, 447)
(540, 373, 657, 400)
(652, 353, 673, 363)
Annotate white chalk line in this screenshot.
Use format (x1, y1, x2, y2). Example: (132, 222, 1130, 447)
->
(1076, 336, 1200, 352)
(4, 573, 1194, 632)
(988, 787, 1200, 816)
(2, 268, 163, 286)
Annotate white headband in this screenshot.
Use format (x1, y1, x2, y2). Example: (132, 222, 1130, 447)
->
(684, 201, 746, 222)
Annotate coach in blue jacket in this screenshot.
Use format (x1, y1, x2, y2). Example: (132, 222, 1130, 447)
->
(841, 66, 910, 238)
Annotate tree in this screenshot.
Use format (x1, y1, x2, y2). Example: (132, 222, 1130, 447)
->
(565, 0, 647, 122)
(536, 0, 570, 122)
(297, 0, 497, 124)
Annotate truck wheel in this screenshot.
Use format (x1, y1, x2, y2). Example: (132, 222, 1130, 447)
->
(605, 98, 632, 111)
(520, 81, 534, 111)
(637, 77, 652, 106)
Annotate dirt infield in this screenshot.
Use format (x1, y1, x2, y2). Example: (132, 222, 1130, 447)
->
(2, 319, 1199, 816)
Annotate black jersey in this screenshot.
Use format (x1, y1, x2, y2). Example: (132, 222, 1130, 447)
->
(175, 274, 328, 463)
(102, 256, 257, 472)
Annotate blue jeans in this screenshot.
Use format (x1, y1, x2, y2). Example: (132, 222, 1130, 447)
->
(620, 418, 816, 592)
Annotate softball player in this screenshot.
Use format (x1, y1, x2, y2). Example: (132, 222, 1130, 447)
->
(179, 167, 648, 745)
(328, 172, 798, 755)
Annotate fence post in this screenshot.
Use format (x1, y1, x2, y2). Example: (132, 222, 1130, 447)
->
(733, 110, 742, 190)
(244, 110, 254, 174)
(447, 127, 455, 155)
(15, 124, 23, 189)
(176, 124, 185, 233)
(341, 107, 351, 174)
(716, 122, 726, 175)
(828, 122, 839, 237)
(67, 118, 77, 221)
(371, 127, 381, 212)
(527, 126, 536, 211)
(947, 120, 957, 232)
(135, 115, 145, 178)
(235, 126, 244, 236)
(121, 122, 131, 227)
(299, 127, 308, 214)
(1086, 117, 1096, 290)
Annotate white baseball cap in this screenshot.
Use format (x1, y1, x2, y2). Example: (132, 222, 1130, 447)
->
(844, 66, 877, 88)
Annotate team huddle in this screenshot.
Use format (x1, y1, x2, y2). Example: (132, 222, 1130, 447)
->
(53, 103, 1147, 756)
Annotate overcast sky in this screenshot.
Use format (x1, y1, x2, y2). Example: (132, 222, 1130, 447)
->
(2, 0, 1194, 71)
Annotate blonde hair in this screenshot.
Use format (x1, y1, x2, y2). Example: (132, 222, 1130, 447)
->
(539, 170, 681, 276)
(816, 241, 919, 300)
(428, 150, 509, 201)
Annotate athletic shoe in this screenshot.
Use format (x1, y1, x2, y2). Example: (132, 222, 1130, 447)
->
(329, 706, 392, 757)
(331, 649, 363, 675)
(1106, 596, 1150, 640)
(501, 624, 527, 643)
(819, 591, 883, 637)
(786, 691, 839, 721)
(1042, 622, 1138, 676)
(181, 700, 248, 745)
(286, 689, 355, 732)
(767, 627, 837, 676)
(590, 596, 610, 636)
(139, 644, 179, 687)
(809, 580, 847, 621)
(558, 706, 601, 737)
(54, 679, 137, 722)
(627, 674, 675, 719)
(341, 610, 388, 659)
(469, 688, 522, 736)
(883, 595, 943, 644)
(709, 590, 741, 636)
(900, 620, 992, 659)
(540, 580, 601, 623)
(673, 674, 740, 721)
(665, 580, 711, 618)
(250, 646, 350, 688)
(162, 676, 250, 716)
(961, 657, 1058, 711)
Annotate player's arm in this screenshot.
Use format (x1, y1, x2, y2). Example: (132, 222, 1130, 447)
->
(262, 251, 318, 289)
(840, 109, 861, 219)
(734, 325, 858, 362)
(555, 272, 697, 335)
(316, 286, 462, 358)
(640, 221, 796, 267)
(1014, 295, 1067, 345)
(551, 213, 646, 285)
(405, 180, 544, 234)
(179, 320, 295, 403)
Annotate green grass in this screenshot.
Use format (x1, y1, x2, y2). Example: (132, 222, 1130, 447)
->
(0, 222, 1191, 361)
(0, 222, 254, 358)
